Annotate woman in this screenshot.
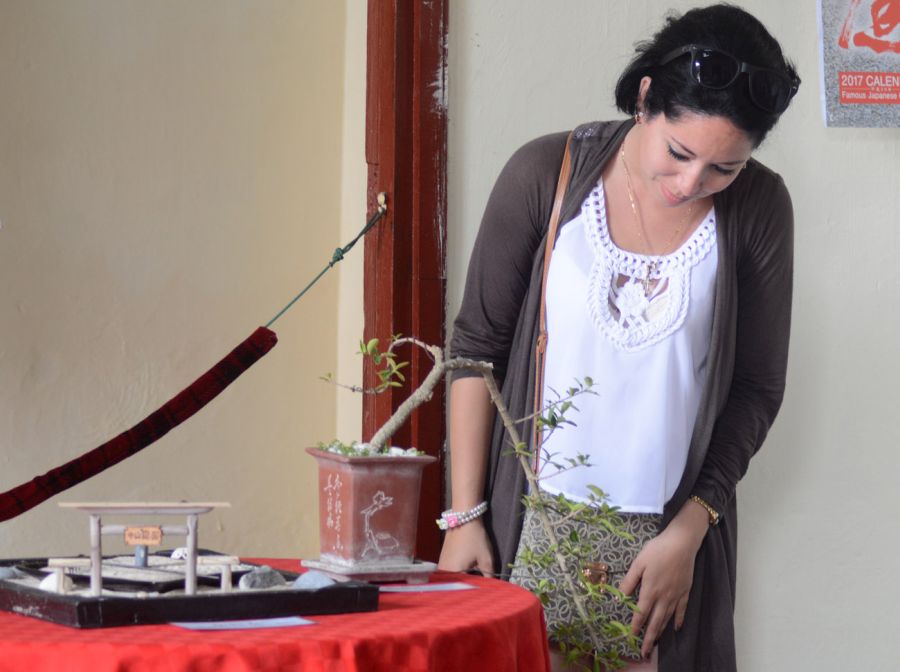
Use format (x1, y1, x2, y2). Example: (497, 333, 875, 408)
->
(437, 4, 800, 671)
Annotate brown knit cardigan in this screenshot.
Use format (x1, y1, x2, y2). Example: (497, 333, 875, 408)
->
(449, 119, 793, 672)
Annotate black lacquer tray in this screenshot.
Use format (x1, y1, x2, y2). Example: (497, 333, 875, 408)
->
(0, 552, 378, 628)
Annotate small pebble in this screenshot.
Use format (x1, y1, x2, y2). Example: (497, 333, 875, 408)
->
(293, 571, 336, 590)
(238, 565, 286, 590)
(39, 572, 74, 593)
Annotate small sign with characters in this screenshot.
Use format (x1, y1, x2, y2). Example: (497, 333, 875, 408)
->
(124, 526, 163, 546)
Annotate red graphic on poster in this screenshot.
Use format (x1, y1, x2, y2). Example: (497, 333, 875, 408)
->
(836, 0, 900, 104)
(840, 0, 900, 53)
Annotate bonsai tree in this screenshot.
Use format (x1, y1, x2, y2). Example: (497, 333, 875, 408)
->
(323, 336, 640, 670)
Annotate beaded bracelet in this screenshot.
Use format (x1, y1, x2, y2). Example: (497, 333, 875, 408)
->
(436, 501, 488, 530)
(689, 495, 720, 526)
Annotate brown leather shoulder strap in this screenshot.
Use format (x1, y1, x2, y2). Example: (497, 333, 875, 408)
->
(532, 132, 574, 457)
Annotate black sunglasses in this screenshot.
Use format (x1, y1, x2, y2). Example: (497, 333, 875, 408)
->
(658, 44, 799, 114)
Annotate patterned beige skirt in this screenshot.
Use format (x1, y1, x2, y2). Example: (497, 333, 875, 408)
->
(509, 498, 661, 661)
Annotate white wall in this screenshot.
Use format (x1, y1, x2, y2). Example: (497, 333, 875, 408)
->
(448, 2, 900, 670)
(0, 1, 362, 561)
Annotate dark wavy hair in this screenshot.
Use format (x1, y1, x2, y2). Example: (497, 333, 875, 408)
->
(614, 4, 800, 146)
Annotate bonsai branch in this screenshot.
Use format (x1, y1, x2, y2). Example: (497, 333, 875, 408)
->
(367, 342, 491, 451)
(477, 372, 607, 657)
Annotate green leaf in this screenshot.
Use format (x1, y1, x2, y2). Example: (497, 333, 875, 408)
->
(586, 484, 608, 499)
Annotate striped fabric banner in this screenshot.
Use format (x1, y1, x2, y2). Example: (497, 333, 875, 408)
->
(0, 327, 278, 522)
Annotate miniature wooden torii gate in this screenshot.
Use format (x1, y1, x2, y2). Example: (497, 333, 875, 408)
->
(57, 502, 230, 596)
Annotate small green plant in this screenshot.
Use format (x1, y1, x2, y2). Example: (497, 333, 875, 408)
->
(361, 337, 409, 392)
(320, 336, 408, 395)
(320, 336, 450, 455)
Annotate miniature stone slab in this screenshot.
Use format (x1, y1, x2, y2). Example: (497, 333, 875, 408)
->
(55, 555, 255, 586)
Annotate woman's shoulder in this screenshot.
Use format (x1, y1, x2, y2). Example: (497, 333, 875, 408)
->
(506, 120, 628, 166)
(499, 120, 629, 194)
(501, 130, 569, 182)
(730, 158, 793, 219)
(718, 157, 793, 263)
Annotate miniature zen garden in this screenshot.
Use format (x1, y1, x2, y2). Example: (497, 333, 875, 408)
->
(0, 499, 370, 629)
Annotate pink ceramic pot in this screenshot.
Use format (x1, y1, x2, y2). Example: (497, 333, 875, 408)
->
(306, 448, 437, 567)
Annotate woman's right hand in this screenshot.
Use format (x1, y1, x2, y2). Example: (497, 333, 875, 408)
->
(437, 519, 495, 576)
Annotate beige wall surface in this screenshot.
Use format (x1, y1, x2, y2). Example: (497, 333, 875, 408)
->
(449, 1, 900, 670)
(336, 0, 367, 450)
(0, 1, 359, 560)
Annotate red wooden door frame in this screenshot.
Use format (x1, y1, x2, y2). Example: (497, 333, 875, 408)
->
(363, 0, 448, 562)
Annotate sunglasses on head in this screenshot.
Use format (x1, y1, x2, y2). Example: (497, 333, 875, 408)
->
(658, 44, 799, 114)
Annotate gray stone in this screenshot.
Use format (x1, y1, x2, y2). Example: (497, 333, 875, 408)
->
(39, 572, 74, 593)
(238, 565, 286, 590)
(293, 570, 336, 590)
(0, 567, 22, 580)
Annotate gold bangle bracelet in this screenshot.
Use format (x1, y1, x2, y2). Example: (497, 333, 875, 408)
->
(689, 495, 720, 526)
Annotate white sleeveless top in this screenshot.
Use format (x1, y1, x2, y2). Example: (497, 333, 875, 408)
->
(539, 179, 718, 513)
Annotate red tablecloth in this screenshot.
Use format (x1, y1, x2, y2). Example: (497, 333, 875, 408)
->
(0, 559, 550, 672)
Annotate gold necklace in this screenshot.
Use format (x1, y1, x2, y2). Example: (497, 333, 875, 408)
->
(619, 143, 695, 296)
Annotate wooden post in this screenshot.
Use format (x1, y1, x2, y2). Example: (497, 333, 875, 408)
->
(364, 0, 448, 562)
(89, 514, 102, 596)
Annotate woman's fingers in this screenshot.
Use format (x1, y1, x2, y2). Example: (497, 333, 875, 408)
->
(641, 601, 675, 659)
(437, 519, 494, 574)
(475, 544, 495, 576)
(619, 512, 702, 647)
(618, 557, 644, 599)
(674, 594, 690, 631)
(620, 560, 649, 635)
(630, 586, 651, 635)
(622, 544, 693, 650)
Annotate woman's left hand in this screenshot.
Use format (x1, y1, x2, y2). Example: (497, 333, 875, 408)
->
(618, 500, 710, 659)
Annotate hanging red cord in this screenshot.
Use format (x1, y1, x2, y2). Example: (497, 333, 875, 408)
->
(0, 194, 387, 524)
(0, 326, 277, 522)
